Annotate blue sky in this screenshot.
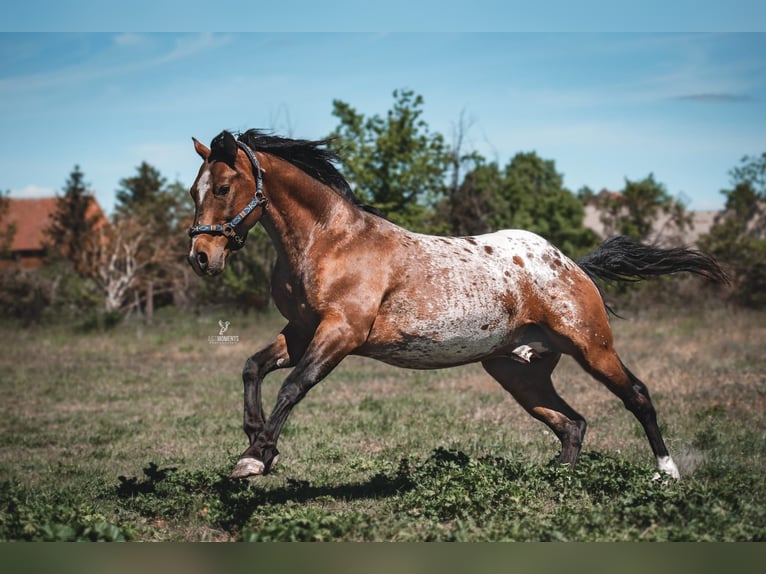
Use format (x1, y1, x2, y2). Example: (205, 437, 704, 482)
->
(1, 31, 765, 213)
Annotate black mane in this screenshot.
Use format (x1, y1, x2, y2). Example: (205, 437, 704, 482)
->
(233, 129, 382, 217)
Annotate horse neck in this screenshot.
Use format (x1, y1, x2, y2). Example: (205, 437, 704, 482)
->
(258, 156, 360, 264)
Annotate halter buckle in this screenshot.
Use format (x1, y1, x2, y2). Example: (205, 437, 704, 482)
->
(221, 223, 237, 239)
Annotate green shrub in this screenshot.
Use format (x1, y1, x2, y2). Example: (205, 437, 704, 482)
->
(241, 504, 372, 542)
(0, 481, 130, 542)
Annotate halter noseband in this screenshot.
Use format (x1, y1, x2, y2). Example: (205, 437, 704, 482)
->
(188, 141, 267, 250)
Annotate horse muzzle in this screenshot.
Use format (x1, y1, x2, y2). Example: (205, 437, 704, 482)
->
(188, 239, 227, 276)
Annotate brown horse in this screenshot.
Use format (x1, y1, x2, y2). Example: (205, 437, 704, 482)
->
(187, 130, 727, 480)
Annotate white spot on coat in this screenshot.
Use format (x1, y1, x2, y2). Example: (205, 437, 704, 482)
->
(190, 168, 212, 257)
(196, 169, 211, 208)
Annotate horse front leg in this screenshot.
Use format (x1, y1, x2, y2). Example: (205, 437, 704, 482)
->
(232, 314, 366, 478)
(232, 324, 308, 478)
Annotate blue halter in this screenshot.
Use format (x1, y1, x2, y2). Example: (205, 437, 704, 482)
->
(187, 141, 267, 250)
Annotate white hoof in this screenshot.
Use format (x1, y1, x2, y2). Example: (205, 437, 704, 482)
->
(652, 455, 680, 480)
(231, 457, 265, 478)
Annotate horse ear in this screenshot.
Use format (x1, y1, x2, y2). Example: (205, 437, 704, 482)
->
(221, 131, 238, 164)
(192, 137, 210, 160)
(210, 130, 238, 166)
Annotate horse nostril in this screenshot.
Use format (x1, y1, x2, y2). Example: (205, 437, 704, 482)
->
(196, 251, 209, 269)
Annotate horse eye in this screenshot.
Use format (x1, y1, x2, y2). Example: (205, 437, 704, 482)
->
(215, 185, 230, 196)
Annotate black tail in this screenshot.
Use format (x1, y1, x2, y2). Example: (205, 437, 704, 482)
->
(577, 235, 729, 286)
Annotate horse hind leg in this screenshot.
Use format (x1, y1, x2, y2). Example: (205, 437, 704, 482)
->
(482, 354, 587, 467)
(622, 363, 681, 479)
(573, 341, 680, 479)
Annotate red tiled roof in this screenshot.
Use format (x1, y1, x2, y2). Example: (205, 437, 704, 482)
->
(1, 197, 106, 253)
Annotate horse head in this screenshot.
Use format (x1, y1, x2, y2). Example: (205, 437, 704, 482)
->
(187, 130, 267, 276)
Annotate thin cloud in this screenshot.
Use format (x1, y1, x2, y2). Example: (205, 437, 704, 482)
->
(10, 185, 57, 198)
(673, 92, 752, 103)
(154, 33, 232, 65)
(0, 33, 231, 95)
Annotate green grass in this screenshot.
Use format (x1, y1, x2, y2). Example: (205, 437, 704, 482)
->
(0, 305, 764, 541)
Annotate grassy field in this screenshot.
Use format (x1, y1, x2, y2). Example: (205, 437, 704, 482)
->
(0, 303, 764, 541)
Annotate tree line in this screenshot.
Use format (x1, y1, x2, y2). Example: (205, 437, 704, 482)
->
(2, 89, 764, 324)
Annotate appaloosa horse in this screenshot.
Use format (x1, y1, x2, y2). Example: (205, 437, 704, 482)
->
(187, 130, 727, 480)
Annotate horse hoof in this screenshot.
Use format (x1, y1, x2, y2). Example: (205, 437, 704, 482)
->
(231, 457, 265, 478)
(265, 454, 280, 474)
